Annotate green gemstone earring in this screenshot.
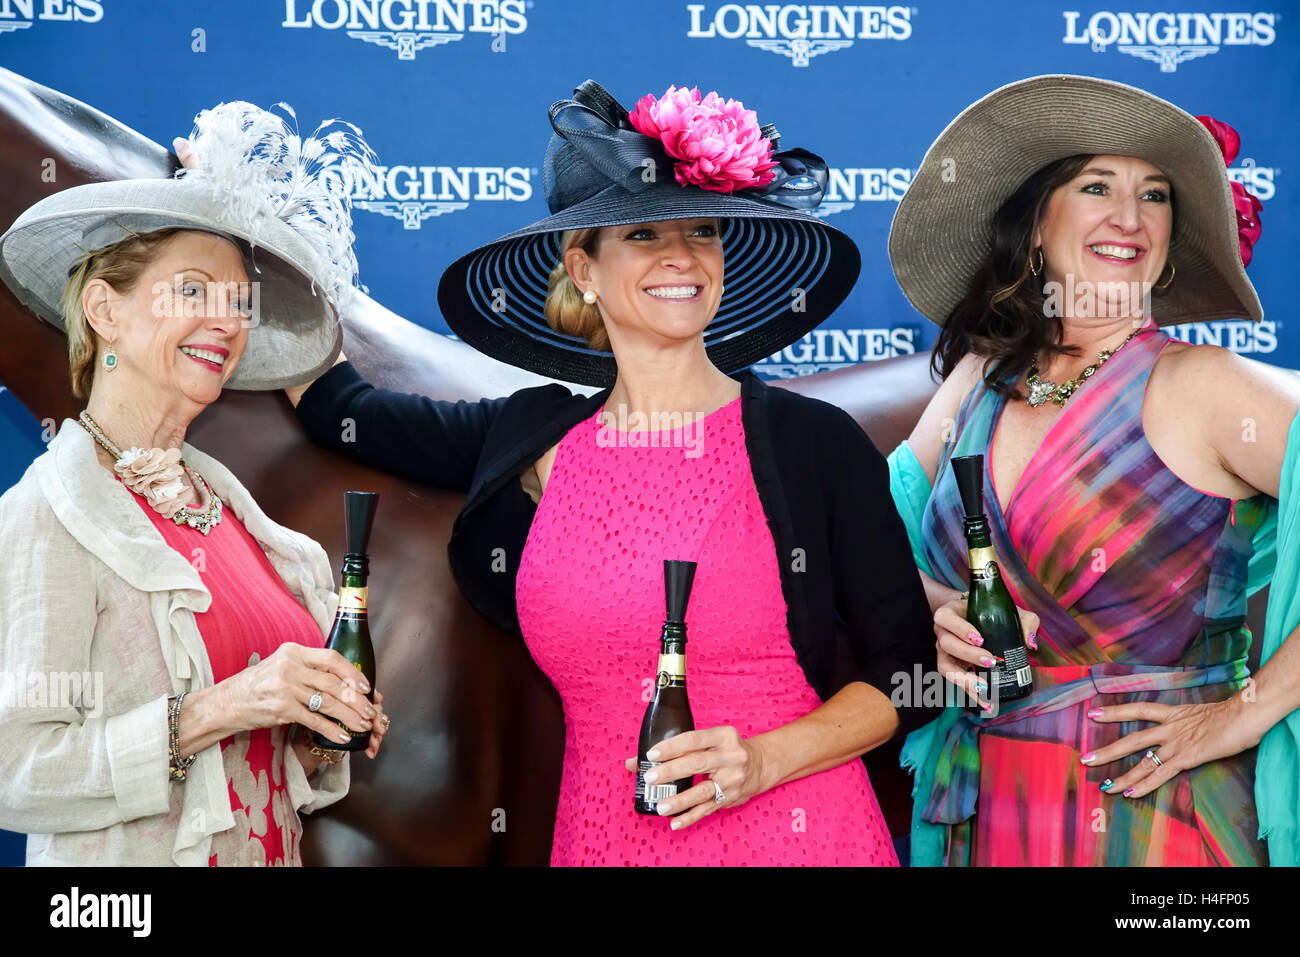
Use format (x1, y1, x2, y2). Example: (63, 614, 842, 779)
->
(102, 342, 117, 372)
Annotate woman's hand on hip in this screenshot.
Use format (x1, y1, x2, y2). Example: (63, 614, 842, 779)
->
(1083, 696, 1259, 799)
(934, 596, 1040, 709)
(213, 643, 375, 746)
(623, 725, 769, 830)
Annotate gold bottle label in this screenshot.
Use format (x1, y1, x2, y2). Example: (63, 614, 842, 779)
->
(968, 546, 998, 581)
(656, 652, 686, 688)
(335, 582, 366, 621)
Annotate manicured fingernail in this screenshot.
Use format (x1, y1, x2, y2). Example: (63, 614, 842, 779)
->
(980, 701, 994, 713)
(975, 680, 988, 695)
(1026, 633, 1038, 650)
(1123, 788, 1136, 798)
(979, 656, 996, 668)
(968, 632, 984, 647)
(1081, 752, 1095, 764)
(644, 770, 658, 784)
(1087, 708, 1103, 719)
(647, 748, 660, 760)
(336, 731, 350, 743)
(1099, 779, 1114, 792)
(656, 802, 671, 815)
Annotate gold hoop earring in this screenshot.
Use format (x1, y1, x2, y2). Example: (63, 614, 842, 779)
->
(1153, 262, 1175, 293)
(1028, 247, 1044, 278)
(102, 340, 118, 372)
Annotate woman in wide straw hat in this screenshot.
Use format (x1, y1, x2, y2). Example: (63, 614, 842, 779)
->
(289, 79, 937, 865)
(888, 74, 1300, 866)
(0, 103, 388, 865)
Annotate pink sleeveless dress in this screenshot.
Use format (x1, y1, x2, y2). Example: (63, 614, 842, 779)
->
(516, 397, 897, 866)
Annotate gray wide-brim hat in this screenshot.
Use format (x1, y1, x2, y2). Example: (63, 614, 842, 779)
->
(889, 74, 1262, 327)
(437, 80, 861, 387)
(0, 177, 341, 391)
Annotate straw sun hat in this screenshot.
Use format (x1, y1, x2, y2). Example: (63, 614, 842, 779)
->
(889, 74, 1262, 327)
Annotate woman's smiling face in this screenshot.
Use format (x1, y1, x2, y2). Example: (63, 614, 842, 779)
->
(565, 217, 725, 352)
(1034, 154, 1173, 316)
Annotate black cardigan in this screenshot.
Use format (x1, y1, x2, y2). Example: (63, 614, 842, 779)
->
(295, 362, 938, 738)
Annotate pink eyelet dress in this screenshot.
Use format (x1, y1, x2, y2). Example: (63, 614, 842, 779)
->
(515, 397, 897, 866)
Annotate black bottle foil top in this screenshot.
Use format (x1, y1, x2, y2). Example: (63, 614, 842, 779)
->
(664, 560, 697, 623)
(950, 455, 986, 520)
(344, 490, 379, 556)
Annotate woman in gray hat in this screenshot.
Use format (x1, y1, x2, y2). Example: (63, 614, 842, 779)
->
(0, 103, 388, 865)
(888, 74, 1300, 866)
(289, 80, 937, 865)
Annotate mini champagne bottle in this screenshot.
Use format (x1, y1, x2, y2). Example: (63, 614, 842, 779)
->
(311, 490, 379, 751)
(950, 455, 1032, 705)
(635, 560, 697, 815)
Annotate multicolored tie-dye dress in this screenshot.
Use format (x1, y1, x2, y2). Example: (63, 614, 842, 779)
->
(917, 317, 1270, 865)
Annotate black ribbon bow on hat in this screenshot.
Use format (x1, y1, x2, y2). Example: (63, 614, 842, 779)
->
(544, 79, 829, 215)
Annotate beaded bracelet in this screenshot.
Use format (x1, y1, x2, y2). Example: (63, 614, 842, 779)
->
(168, 693, 196, 782)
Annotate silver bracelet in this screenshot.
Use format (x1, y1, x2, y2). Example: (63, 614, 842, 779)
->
(167, 693, 196, 782)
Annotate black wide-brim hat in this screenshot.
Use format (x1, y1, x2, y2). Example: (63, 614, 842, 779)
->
(437, 80, 861, 386)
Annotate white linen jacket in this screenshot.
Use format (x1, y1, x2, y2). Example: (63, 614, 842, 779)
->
(0, 419, 348, 865)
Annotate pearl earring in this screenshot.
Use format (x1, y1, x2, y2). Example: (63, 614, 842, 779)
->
(583, 289, 597, 305)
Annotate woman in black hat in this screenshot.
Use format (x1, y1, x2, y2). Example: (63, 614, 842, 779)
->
(288, 80, 936, 865)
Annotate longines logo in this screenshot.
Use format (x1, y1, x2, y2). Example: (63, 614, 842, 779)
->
(1229, 159, 1277, 202)
(1166, 320, 1278, 354)
(813, 166, 914, 217)
(755, 327, 917, 377)
(1061, 10, 1277, 71)
(686, 3, 913, 66)
(0, 0, 102, 33)
(283, 0, 528, 59)
(352, 164, 534, 228)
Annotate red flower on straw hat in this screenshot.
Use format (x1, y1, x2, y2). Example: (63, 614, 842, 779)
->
(628, 86, 778, 194)
(1197, 115, 1263, 267)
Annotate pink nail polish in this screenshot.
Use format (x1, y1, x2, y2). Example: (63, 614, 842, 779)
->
(1123, 788, 1136, 798)
(980, 656, 995, 668)
(968, 632, 983, 647)
(1080, 752, 1095, 764)
(1087, 708, 1103, 719)
(1026, 635, 1038, 650)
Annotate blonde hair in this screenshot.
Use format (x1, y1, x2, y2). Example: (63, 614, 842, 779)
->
(543, 228, 609, 351)
(60, 227, 185, 399)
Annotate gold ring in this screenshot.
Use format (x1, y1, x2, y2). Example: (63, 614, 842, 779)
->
(380, 714, 390, 730)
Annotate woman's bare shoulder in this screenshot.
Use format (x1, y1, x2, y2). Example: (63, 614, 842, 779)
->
(905, 352, 989, 483)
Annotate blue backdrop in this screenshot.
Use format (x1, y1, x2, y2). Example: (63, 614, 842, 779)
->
(0, 0, 1296, 863)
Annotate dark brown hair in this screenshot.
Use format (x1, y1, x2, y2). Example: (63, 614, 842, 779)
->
(931, 154, 1095, 395)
